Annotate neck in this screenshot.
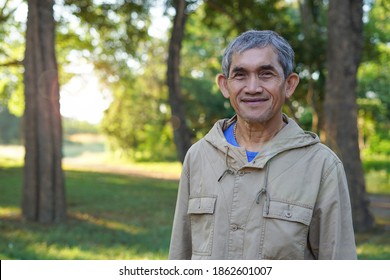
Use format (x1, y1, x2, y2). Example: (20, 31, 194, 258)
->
(234, 116, 286, 152)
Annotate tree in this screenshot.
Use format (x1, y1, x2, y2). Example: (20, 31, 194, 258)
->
(22, 0, 66, 223)
(167, 0, 194, 163)
(102, 38, 177, 161)
(323, 0, 374, 231)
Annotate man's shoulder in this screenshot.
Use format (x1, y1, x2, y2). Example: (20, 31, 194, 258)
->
(186, 138, 206, 154)
(305, 141, 343, 168)
(315, 142, 341, 159)
(187, 118, 230, 153)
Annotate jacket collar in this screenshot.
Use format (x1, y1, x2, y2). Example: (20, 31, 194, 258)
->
(204, 114, 320, 169)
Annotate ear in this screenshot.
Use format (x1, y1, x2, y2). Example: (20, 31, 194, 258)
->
(216, 73, 230, 99)
(285, 73, 299, 99)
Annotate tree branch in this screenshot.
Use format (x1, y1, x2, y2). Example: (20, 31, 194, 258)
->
(0, 60, 23, 67)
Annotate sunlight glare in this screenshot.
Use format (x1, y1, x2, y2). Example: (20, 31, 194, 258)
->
(60, 63, 112, 125)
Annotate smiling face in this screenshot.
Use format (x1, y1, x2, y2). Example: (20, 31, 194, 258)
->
(217, 46, 299, 127)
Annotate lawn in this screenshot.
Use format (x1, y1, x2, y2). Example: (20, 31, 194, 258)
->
(0, 145, 389, 260)
(0, 159, 178, 259)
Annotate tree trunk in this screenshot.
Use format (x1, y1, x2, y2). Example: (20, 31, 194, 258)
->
(22, 0, 66, 223)
(167, 0, 192, 163)
(324, 0, 374, 231)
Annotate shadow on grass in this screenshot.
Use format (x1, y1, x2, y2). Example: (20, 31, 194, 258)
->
(0, 167, 178, 259)
(355, 225, 390, 260)
(1, 213, 173, 260)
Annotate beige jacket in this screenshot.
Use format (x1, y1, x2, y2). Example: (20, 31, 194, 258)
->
(169, 115, 357, 260)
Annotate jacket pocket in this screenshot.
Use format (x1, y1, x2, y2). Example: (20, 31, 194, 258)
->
(261, 200, 313, 260)
(187, 196, 217, 256)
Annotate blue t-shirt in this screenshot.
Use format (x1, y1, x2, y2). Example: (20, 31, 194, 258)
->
(224, 122, 258, 162)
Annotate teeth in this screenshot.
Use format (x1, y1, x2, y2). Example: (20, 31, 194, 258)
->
(244, 99, 266, 102)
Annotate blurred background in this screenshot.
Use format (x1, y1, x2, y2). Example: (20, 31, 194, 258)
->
(0, 0, 389, 259)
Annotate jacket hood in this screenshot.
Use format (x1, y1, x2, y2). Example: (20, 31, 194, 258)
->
(204, 114, 320, 169)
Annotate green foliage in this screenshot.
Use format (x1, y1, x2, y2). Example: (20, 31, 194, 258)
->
(182, 76, 233, 138)
(368, 134, 390, 156)
(62, 0, 152, 77)
(203, 0, 299, 36)
(363, 0, 390, 61)
(358, 61, 390, 121)
(360, 0, 390, 122)
(0, 1, 25, 116)
(357, 0, 390, 172)
(0, 107, 21, 144)
(0, 71, 24, 117)
(101, 38, 177, 161)
(358, 97, 390, 157)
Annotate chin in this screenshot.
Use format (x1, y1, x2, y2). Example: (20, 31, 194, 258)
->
(240, 111, 275, 124)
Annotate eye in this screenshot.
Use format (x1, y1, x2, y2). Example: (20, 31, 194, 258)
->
(231, 72, 246, 80)
(260, 71, 274, 78)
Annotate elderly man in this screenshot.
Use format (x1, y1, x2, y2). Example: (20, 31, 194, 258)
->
(169, 30, 357, 260)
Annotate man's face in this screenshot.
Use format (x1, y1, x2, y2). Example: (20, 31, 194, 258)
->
(218, 46, 298, 126)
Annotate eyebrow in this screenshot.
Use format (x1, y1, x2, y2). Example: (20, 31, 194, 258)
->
(230, 66, 245, 74)
(230, 64, 277, 75)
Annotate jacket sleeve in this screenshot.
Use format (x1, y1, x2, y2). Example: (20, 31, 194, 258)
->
(308, 161, 357, 260)
(168, 153, 192, 259)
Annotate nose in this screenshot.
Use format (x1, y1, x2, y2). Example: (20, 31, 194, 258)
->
(245, 74, 262, 94)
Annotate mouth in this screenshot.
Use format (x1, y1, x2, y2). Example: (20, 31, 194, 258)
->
(241, 97, 269, 104)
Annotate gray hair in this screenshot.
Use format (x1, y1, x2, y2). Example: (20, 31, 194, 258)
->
(221, 30, 295, 79)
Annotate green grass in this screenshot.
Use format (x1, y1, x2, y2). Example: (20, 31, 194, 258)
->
(1, 150, 389, 260)
(363, 154, 390, 195)
(0, 161, 178, 259)
(355, 227, 390, 260)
